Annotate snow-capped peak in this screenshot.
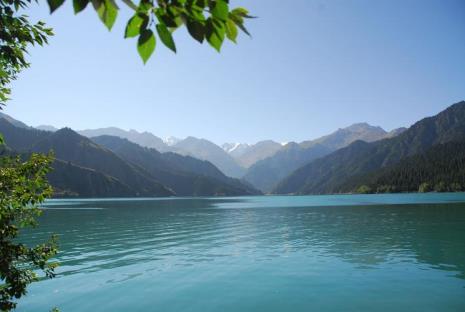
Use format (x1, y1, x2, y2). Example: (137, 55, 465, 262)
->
(164, 136, 181, 146)
(222, 143, 250, 153)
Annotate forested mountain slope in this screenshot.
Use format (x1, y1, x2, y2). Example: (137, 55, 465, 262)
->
(339, 141, 465, 193)
(273, 101, 465, 194)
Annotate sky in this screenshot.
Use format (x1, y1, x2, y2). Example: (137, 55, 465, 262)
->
(4, 0, 465, 144)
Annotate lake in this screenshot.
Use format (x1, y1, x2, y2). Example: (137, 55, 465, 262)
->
(17, 193, 465, 311)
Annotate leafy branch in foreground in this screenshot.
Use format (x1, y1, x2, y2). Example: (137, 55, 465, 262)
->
(0, 152, 58, 311)
(0, 0, 54, 106)
(46, 0, 254, 63)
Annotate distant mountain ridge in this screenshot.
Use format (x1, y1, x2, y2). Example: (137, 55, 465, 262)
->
(222, 142, 250, 157)
(78, 128, 247, 177)
(0, 116, 259, 197)
(300, 122, 388, 149)
(172, 136, 246, 178)
(36, 125, 58, 132)
(79, 127, 169, 152)
(31, 122, 406, 181)
(243, 122, 397, 192)
(223, 140, 283, 168)
(92, 135, 258, 196)
(0, 112, 29, 129)
(273, 100, 465, 195)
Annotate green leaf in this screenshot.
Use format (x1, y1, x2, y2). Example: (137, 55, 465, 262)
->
(73, 0, 89, 13)
(156, 24, 177, 53)
(93, 0, 118, 30)
(47, 0, 65, 13)
(138, 29, 156, 64)
(225, 19, 237, 43)
(156, 7, 183, 28)
(0, 133, 4, 145)
(234, 20, 250, 36)
(206, 18, 225, 52)
(103, 0, 118, 30)
(210, 0, 229, 22)
(186, 19, 205, 43)
(125, 14, 149, 38)
(230, 14, 251, 36)
(231, 7, 249, 17)
(187, 0, 206, 12)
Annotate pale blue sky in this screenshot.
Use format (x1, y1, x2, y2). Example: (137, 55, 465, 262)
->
(5, 0, 465, 144)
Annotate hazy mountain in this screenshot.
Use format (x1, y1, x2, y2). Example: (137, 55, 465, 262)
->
(222, 143, 250, 157)
(234, 140, 283, 168)
(36, 125, 58, 132)
(273, 101, 465, 195)
(0, 116, 259, 197)
(385, 127, 407, 138)
(0, 112, 29, 129)
(77, 128, 249, 178)
(77, 129, 248, 177)
(92, 135, 259, 196)
(33, 128, 174, 196)
(222, 140, 283, 168)
(300, 123, 388, 149)
(244, 123, 390, 192)
(0, 120, 173, 197)
(173, 137, 246, 178)
(164, 136, 181, 146)
(78, 127, 170, 152)
(243, 142, 332, 192)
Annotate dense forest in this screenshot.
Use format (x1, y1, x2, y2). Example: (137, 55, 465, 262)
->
(343, 140, 465, 193)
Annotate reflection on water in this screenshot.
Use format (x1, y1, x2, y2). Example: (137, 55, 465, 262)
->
(18, 194, 465, 312)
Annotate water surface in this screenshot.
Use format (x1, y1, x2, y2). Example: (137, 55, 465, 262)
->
(18, 194, 465, 311)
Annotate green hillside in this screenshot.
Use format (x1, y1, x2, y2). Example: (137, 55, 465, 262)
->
(342, 141, 465, 193)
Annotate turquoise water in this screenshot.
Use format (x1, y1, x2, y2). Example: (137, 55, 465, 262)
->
(17, 193, 465, 311)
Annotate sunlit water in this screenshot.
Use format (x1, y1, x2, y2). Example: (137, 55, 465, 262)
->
(17, 193, 465, 311)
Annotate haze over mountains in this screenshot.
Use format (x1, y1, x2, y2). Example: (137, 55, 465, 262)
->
(2, 100, 463, 197)
(243, 123, 406, 192)
(0, 117, 259, 197)
(36, 121, 406, 184)
(222, 141, 283, 168)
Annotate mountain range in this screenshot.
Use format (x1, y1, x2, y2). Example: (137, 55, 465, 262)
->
(0, 118, 259, 197)
(3, 100, 462, 198)
(273, 100, 465, 194)
(38, 122, 404, 186)
(91, 135, 257, 196)
(242, 123, 406, 192)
